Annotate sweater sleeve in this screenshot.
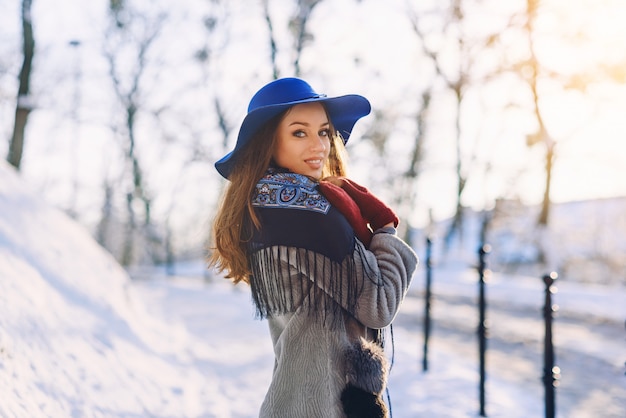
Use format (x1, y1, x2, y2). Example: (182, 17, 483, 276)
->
(275, 228, 418, 329)
(345, 229, 418, 328)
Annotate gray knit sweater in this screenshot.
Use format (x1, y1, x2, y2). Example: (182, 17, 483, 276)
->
(254, 227, 418, 418)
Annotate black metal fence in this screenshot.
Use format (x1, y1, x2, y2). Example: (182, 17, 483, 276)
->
(542, 272, 560, 418)
(420, 237, 559, 418)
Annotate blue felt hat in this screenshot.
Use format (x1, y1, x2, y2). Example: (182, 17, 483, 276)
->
(215, 77, 371, 179)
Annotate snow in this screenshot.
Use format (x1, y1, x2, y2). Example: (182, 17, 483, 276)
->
(1, 159, 625, 417)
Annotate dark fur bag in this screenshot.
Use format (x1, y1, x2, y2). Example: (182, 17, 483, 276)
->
(341, 338, 389, 418)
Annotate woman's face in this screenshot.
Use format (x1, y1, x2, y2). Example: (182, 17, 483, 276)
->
(273, 102, 331, 179)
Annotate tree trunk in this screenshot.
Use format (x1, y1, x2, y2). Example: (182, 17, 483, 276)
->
(526, 0, 553, 227)
(290, 0, 323, 77)
(124, 104, 153, 265)
(262, 0, 279, 80)
(121, 192, 136, 266)
(96, 181, 113, 248)
(7, 0, 35, 170)
(445, 82, 467, 248)
(538, 143, 554, 226)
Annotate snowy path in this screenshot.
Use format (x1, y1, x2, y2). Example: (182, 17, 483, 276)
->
(395, 291, 625, 417)
(392, 264, 626, 418)
(129, 278, 274, 417)
(130, 269, 626, 418)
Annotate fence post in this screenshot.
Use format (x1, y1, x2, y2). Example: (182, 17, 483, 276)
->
(478, 244, 491, 417)
(422, 236, 433, 372)
(542, 272, 560, 418)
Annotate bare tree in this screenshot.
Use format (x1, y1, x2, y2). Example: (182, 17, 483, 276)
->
(103, 0, 166, 265)
(408, 1, 471, 246)
(289, 0, 323, 77)
(7, 0, 35, 170)
(67, 39, 82, 218)
(96, 181, 114, 247)
(261, 0, 280, 79)
(515, 0, 626, 266)
(178, 0, 233, 273)
(519, 0, 621, 227)
(400, 89, 432, 242)
(523, 0, 555, 227)
(261, 0, 324, 78)
(408, 0, 506, 247)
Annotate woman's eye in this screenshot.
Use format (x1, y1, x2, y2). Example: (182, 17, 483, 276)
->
(319, 129, 330, 137)
(293, 130, 306, 138)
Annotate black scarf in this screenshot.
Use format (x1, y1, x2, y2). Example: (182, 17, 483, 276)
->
(247, 168, 365, 323)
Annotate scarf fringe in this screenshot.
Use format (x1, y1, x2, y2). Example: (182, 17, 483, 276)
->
(248, 243, 376, 326)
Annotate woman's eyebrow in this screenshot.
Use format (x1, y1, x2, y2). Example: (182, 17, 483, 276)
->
(288, 121, 330, 127)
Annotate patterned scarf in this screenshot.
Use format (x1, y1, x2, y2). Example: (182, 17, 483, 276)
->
(247, 168, 366, 324)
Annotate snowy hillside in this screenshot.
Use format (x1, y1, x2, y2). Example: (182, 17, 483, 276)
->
(0, 161, 218, 416)
(1, 160, 624, 417)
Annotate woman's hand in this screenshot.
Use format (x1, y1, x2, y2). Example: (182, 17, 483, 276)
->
(332, 178, 399, 231)
(321, 176, 344, 187)
(318, 179, 373, 246)
(319, 176, 399, 240)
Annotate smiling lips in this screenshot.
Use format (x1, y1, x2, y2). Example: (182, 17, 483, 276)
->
(305, 158, 323, 167)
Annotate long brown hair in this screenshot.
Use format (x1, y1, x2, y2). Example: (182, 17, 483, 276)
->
(208, 106, 349, 284)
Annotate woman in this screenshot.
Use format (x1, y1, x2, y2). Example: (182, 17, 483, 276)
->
(209, 77, 417, 418)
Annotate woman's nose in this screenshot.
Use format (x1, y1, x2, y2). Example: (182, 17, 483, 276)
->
(311, 135, 327, 151)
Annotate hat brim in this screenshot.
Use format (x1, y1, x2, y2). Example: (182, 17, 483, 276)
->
(215, 94, 370, 179)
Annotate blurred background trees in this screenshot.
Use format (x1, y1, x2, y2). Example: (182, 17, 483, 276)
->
(1, 0, 625, 281)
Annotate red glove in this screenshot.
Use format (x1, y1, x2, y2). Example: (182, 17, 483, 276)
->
(318, 181, 373, 246)
(339, 178, 399, 231)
